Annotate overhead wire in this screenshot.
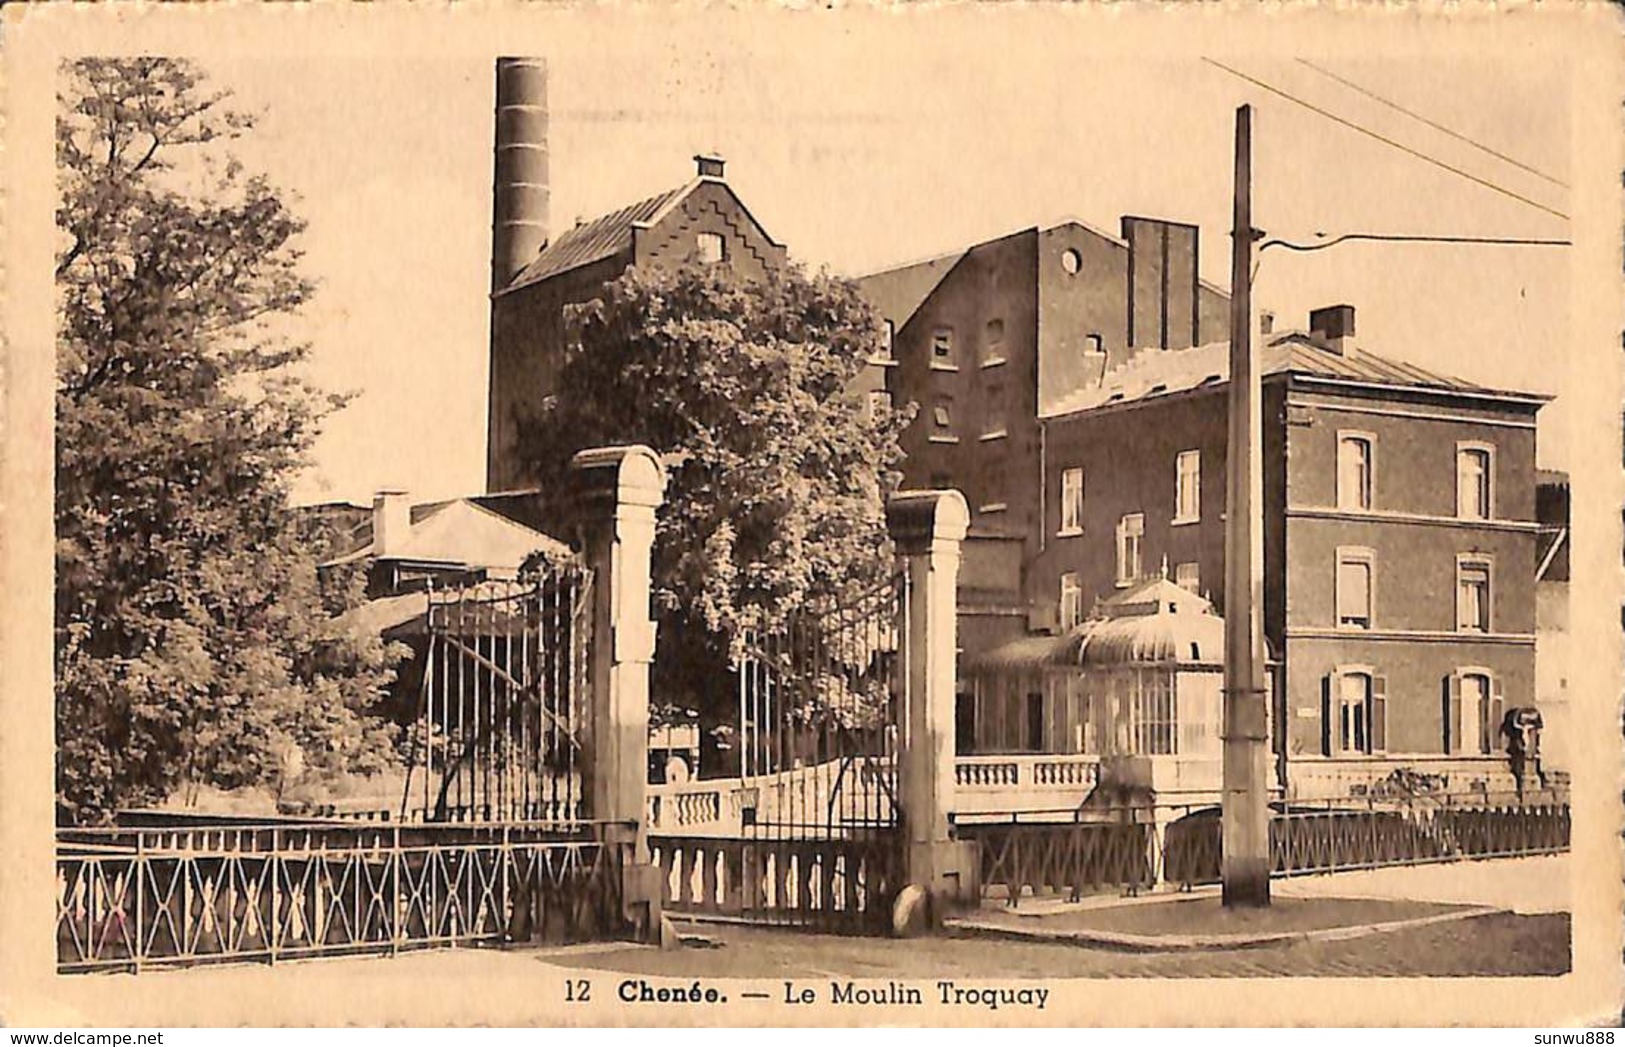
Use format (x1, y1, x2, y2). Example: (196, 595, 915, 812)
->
(1200, 57, 1570, 223)
(1260, 232, 1572, 254)
(1294, 58, 1569, 189)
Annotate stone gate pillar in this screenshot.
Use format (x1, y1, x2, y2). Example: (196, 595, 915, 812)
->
(887, 489, 978, 919)
(572, 444, 665, 939)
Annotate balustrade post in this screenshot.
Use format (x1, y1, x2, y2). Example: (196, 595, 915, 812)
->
(887, 489, 979, 923)
(572, 444, 666, 942)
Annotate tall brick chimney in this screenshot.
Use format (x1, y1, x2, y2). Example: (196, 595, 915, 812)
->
(490, 57, 549, 294)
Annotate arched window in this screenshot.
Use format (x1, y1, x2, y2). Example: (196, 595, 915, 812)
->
(1324, 668, 1386, 755)
(1445, 669, 1503, 755)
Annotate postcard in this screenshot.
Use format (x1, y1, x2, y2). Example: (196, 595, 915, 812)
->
(2, 1, 1621, 1029)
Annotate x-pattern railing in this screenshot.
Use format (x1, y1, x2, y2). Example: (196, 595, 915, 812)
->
(57, 825, 624, 972)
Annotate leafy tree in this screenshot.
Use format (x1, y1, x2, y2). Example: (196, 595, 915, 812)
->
(55, 57, 402, 822)
(516, 262, 910, 772)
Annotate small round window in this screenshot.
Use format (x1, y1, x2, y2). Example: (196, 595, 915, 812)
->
(1061, 248, 1082, 275)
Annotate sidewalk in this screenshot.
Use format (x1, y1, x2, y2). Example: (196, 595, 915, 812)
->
(942, 853, 1570, 951)
(1271, 853, 1570, 914)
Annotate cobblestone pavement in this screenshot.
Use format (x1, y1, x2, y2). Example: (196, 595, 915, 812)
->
(538, 912, 1570, 979)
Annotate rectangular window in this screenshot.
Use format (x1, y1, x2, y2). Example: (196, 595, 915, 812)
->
(866, 390, 891, 421)
(1328, 671, 1386, 755)
(1337, 433, 1373, 510)
(1457, 558, 1491, 632)
(979, 471, 1006, 514)
(1059, 467, 1084, 534)
(1457, 444, 1493, 519)
(1025, 692, 1045, 752)
(1083, 333, 1105, 357)
(696, 232, 725, 264)
(981, 391, 1007, 439)
(1059, 572, 1084, 630)
(1446, 672, 1502, 755)
(1129, 669, 1176, 756)
(932, 399, 952, 430)
(1175, 561, 1200, 594)
(931, 327, 955, 366)
(983, 318, 1006, 365)
(1335, 548, 1373, 629)
(1340, 674, 1369, 754)
(1115, 513, 1145, 586)
(878, 319, 895, 360)
(1174, 450, 1201, 523)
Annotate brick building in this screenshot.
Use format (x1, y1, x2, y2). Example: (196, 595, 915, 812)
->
(856, 217, 1230, 654)
(964, 304, 1551, 795)
(856, 206, 1553, 792)
(486, 153, 788, 491)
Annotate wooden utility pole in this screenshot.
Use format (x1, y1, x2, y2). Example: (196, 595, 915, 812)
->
(1221, 103, 1272, 908)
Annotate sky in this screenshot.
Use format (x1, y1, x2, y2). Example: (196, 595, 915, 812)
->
(210, 22, 1574, 506)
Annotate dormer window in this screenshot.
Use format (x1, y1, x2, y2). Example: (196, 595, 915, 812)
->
(696, 232, 725, 264)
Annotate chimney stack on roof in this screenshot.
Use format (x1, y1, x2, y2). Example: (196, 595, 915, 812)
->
(1120, 216, 1202, 355)
(490, 57, 550, 293)
(694, 153, 726, 179)
(373, 490, 412, 558)
(1309, 304, 1356, 356)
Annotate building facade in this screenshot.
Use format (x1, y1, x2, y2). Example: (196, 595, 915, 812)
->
(1024, 307, 1550, 794)
(860, 217, 1554, 794)
(856, 217, 1231, 656)
(486, 153, 788, 491)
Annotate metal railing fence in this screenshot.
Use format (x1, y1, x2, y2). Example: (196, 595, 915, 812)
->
(56, 821, 626, 973)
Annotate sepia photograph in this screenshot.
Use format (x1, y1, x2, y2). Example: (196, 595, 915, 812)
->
(2, 2, 1621, 1030)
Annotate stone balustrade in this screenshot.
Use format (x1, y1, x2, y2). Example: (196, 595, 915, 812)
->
(952, 753, 1102, 817)
(648, 753, 1106, 833)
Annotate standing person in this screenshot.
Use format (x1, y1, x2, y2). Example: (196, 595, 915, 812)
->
(1501, 706, 1547, 799)
(1501, 707, 1527, 800)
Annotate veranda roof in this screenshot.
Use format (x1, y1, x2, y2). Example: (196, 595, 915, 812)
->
(965, 576, 1226, 673)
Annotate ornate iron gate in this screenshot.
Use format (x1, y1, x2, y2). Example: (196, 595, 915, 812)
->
(652, 573, 908, 932)
(404, 562, 593, 825)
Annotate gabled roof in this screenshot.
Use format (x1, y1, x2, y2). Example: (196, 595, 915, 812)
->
(322, 498, 570, 573)
(856, 248, 966, 327)
(858, 219, 1134, 330)
(501, 181, 693, 293)
(1042, 330, 1548, 419)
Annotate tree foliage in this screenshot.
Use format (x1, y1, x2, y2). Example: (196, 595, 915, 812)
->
(517, 262, 910, 755)
(55, 58, 402, 822)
